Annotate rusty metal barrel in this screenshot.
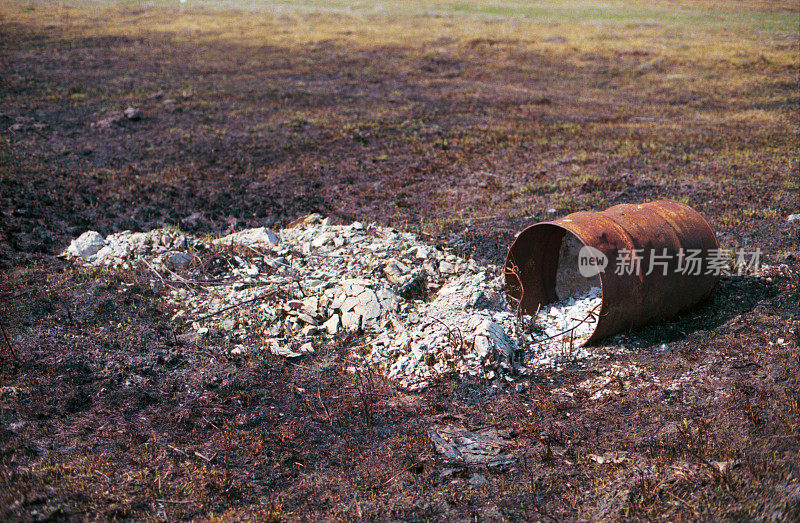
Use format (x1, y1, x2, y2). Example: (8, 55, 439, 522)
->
(504, 200, 719, 344)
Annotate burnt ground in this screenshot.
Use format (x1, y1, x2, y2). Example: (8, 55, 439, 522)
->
(1, 3, 799, 520)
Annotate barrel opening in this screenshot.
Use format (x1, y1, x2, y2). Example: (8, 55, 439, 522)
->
(504, 223, 602, 319)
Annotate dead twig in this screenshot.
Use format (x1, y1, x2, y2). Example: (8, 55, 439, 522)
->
(432, 317, 464, 352)
(193, 451, 212, 462)
(167, 444, 189, 458)
(188, 289, 279, 325)
(383, 461, 425, 486)
(202, 416, 221, 430)
(317, 382, 333, 426)
(0, 318, 17, 361)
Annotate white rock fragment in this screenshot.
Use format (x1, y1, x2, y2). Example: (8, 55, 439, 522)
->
(323, 314, 341, 334)
(384, 263, 403, 283)
(65, 231, 105, 258)
(214, 227, 279, 247)
(312, 231, 336, 248)
(124, 107, 142, 120)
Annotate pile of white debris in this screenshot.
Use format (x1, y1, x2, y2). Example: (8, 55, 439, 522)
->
(63, 215, 617, 389)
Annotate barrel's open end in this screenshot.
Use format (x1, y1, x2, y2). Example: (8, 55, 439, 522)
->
(504, 223, 604, 347)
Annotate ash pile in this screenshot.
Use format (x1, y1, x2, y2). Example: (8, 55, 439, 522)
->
(64, 215, 610, 389)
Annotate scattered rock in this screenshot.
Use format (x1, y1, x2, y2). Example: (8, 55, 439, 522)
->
(788, 214, 800, 223)
(64, 217, 614, 390)
(124, 107, 142, 120)
(323, 314, 340, 334)
(64, 231, 105, 259)
(169, 251, 194, 268)
(214, 227, 279, 247)
(588, 452, 628, 465)
(270, 342, 302, 358)
(469, 473, 489, 486)
(91, 114, 124, 129)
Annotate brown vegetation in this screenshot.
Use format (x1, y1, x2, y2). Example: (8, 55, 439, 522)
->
(1, 1, 798, 519)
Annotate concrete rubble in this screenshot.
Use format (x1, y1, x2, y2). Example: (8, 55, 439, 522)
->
(63, 217, 618, 389)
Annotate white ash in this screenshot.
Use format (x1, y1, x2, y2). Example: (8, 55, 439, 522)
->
(64, 217, 615, 389)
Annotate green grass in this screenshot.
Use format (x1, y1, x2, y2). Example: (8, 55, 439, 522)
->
(19, 0, 800, 33)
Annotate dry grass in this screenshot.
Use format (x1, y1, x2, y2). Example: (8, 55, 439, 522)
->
(0, 0, 798, 520)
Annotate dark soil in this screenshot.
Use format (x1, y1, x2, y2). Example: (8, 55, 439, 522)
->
(1, 5, 799, 520)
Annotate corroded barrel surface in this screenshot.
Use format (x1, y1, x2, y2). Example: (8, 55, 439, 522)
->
(504, 200, 719, 344)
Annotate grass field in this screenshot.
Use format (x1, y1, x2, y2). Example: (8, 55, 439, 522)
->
(1, 0, 798, 520)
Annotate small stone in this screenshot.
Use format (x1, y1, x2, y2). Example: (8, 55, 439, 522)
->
(214, 227, 279, 247)
(65, 231, 105, 258)
(297, 313, 318, 325)
(91, 114, 124, 129)
(323, 315, 341, 334)
(357, 299, 381, 321)
(439, 260, 456, 274)
(124, 107, 142, 120)
(299, 342, 315, 354)
(788, 214, 800, 223)
(220, 318, 237, 331)
(286, 300, 304, 310)
(301, 324, 318, 336)
(341, 295, 361, 313)
(474, 336, 491, 358)
(384, 263, 403, 284)
(341, 311, 363, 330)
(312, 231, 335, 248)
(271, 344, 302, 358)
(169, 251, 193, 268)
(330, 293, 346, 310)
(469, 473, 489, 486)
